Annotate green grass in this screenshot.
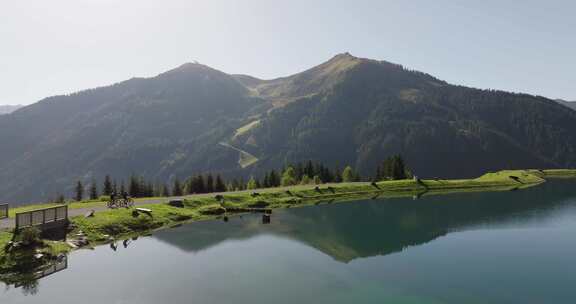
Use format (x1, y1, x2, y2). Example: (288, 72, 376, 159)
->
(540, 169, 576, 178)
(71, 204, 203, 243)
(234, 120, 260, 138)
(0, 231, 11, 259)
(7, 196, 170, 218)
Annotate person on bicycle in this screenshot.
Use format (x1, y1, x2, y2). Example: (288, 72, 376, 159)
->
(122, 191, 129, 201)
(107, 192, 118, 208)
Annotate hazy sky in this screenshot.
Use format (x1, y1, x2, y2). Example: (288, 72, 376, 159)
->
(1, 0, 575, 105)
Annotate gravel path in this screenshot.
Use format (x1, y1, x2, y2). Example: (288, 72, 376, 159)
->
(0, 197, 172, 230)
(0, 183, 353, 230)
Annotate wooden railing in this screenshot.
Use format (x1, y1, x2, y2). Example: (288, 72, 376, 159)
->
(0, 204, 7, 219)
(15, 205, 68, 231)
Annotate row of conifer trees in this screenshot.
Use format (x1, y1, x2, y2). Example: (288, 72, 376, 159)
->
(70, 156, 410, 201)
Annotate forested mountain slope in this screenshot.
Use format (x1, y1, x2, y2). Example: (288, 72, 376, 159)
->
(1, 53, 575, 203)
(0, 63, 262, 203)
(232, 54, 576, 178)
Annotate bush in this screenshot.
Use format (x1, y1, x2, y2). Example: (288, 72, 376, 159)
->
(281, 167, 297, 186)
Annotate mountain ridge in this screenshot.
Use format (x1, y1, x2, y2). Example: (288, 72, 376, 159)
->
(0, 105, 23, 115)
(1, 53, 576, 204)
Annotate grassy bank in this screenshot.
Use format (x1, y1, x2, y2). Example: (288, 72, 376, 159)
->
(66, 169, 545, 244)
(537, 169, 576, 178)
(0, 169, 556, 272)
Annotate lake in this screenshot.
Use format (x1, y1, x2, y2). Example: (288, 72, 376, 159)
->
(3, 179, 576, 303)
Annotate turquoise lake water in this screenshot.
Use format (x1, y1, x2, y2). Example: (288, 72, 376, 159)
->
(3, 179, 576, 303)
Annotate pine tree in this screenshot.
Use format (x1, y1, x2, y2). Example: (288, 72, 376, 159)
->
(396, 155, 407, 179)
(214, 175, 226, 192)
(187, 176, 196, 194)
(333, 167, 343, 183)
(89, 179, 98, 200)
(269, 170, 280, 187)
(376, 155, 409, 180)
(305, 160, 314, 178)
(197, 175, 206, 193)
(205, 174, 214, 193)
(262, 173, 270, 188)
(103, 175, 113, 196)
(129, 175, 139, 197)
(161, 184, 170, 197)
(173, 178, 183, 196)
(75, 180, 84, 202)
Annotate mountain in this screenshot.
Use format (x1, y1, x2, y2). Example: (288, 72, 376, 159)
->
(0, 63, 263, 203)
(233, 54, 576, 177)
(0, 105, 23, 115)
(556, 99, 576, 111)
(1, 53, 576, 204)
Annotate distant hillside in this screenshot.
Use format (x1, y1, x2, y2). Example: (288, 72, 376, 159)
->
(0, 105, 22, 115)
(0, 63, 262, 203)
(1, 54, 576, 204)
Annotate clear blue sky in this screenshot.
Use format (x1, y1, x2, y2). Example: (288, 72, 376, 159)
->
(1, 0, 574, 105)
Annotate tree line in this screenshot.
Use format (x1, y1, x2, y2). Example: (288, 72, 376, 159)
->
(70, 156, 410, 201)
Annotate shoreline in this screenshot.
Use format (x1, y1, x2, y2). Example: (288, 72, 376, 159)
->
(1, 168, 575, 282)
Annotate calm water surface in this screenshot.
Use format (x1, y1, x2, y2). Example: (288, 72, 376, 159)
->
(3, 179, 576, 303)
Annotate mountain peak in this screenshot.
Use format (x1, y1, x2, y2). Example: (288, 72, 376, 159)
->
(331, 52, 355, 59)
(158, 61, 232, 81)
(168, 61, 212, 73)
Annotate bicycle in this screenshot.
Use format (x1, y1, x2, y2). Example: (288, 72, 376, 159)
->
(107, 199, 119, 209)
(121, 197, 134, 208)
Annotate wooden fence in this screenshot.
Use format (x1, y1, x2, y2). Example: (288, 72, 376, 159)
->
(0, 204, 7, 219)
(15, 205, 68, 231)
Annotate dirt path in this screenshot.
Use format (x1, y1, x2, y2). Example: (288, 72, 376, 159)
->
(0, 197, 172, 230)
(0, 182, 365, 230)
